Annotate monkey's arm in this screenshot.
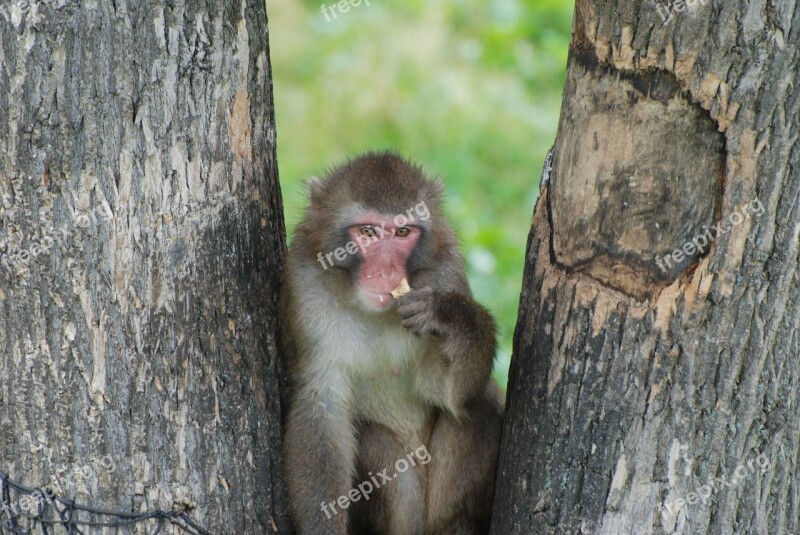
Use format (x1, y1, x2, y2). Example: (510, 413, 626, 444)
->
(396, 287, 496, 415)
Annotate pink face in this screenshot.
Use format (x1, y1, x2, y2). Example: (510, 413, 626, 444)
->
(347, 214, 422, 310)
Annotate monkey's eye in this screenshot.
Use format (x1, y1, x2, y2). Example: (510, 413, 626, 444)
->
(395, 227, 411, 238)
(359, 226, 377, 238)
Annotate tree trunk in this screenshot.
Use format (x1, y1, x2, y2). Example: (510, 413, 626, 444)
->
(0, 1, 289, 533)
(492, 1, 799, 534)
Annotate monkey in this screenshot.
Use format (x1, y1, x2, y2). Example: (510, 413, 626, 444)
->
(280, 151, 504, 535)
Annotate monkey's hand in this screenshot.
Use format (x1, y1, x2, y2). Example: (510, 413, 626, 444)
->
(396, 286, 444, 338)
(396, 287, 493, 357)
(397, 286, 496, 409)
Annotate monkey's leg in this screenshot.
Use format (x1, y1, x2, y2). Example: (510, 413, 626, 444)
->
(284, 391, 357, 535)
(425, 384, 504, 535)
(350, 423, 427, 535)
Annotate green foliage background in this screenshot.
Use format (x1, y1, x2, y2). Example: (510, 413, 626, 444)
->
(270, 0, 574, 387)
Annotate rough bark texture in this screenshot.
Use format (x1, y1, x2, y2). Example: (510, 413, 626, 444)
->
(0, 0, 289, 533)
(492, 0, 799, 534)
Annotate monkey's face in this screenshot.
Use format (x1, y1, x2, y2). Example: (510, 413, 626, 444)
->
(346, 213, 422, 311)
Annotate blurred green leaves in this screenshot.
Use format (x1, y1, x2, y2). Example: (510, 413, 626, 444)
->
(270, 0, 573, 387)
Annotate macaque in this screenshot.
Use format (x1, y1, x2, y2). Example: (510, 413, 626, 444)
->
(281, 152, 504, 534)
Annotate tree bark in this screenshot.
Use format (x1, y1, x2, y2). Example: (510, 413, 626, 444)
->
(0, 1, 288, 533)
(492, 1, 799, 534)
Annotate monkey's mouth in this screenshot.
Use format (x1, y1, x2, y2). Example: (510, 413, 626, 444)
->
(360, 290, 396, 309)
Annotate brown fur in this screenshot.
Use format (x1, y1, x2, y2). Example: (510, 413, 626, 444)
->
(281, 152, 504, 535)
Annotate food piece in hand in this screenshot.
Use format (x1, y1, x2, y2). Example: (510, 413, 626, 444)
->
(390, 278, 411, 299)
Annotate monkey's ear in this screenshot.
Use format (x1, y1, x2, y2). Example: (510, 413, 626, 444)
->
(306, 176, 324, 208)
